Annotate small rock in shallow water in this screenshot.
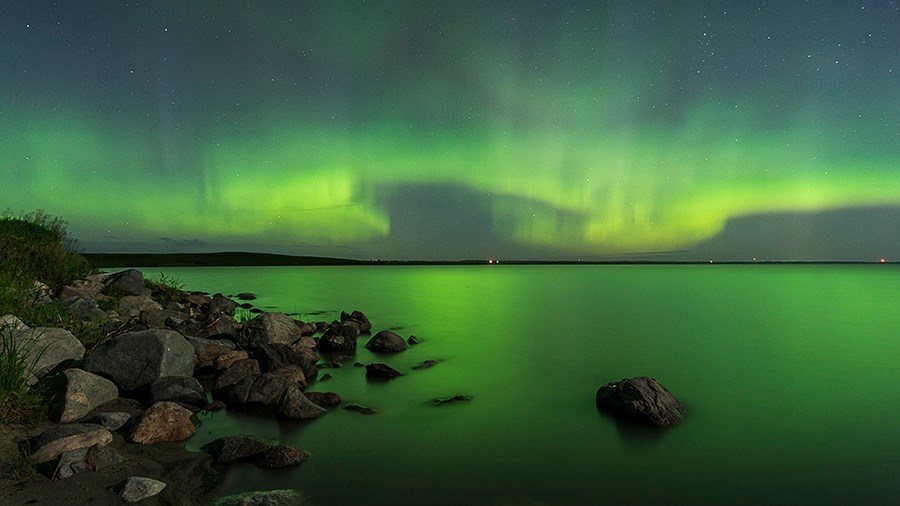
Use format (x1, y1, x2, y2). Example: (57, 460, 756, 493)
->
(365, 363, 402, 379)
(255, 444, 310, 468)
(412, 359, 439, 370)
(343, 402, 378, 415)
(304, 391, 342, 407)
(210, 489, 304, 506)
(427, 394, 473, 407)
(407, 335, 421, 345)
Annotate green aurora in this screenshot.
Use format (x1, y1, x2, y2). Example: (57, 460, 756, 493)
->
(1, 1, 897, 260)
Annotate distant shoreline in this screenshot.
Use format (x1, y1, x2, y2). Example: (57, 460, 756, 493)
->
(82, 252, 893, 268)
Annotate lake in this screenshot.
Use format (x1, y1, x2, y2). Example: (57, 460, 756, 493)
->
(134, 264, 900, 505)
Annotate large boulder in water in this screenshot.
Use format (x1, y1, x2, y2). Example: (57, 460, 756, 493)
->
(365, 330, 408, 352)
(255, 343, 318, 382)
(83, 329, 195, 392)
(595, 376, 685, 428)
(340, 310, 372, 333)
(237, 312, 303, 349)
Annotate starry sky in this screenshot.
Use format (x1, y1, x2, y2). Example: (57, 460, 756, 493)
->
(1, 1, 898, 261)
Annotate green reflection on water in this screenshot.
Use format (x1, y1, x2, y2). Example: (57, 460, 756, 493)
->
(155, 265, 899, 505)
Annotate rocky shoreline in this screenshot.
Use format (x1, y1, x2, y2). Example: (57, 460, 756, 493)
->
(1, 267, 686, 504)
(0, 268, 438, 504)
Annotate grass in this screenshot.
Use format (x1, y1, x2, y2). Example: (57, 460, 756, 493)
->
(146, 271, 185, 307)
(0, 328, 47, 426)
(0, 211, 92, 427)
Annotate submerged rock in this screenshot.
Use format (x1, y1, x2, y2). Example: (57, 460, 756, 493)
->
(427, 394, 473, 407)
(595, 376, 685, 428)
(304, 391, 342, 407)
(412, 359, 439, 370)
(365, 363, 402, 379)
(343, 402, 378, 415)
(201, 435, 273, 464)
(255, 445, 310, 469)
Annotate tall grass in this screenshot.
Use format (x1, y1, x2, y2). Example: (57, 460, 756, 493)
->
(0, 328, 46, 426)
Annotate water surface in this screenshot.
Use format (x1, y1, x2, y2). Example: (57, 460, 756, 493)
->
(140, 265, 900, 505)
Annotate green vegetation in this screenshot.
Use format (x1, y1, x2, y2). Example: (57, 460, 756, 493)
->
(146, 271, 185, 307)
(0, 211, 91, 426)
(0, 328, 47, 426)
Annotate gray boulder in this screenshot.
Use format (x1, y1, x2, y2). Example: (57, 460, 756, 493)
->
(118, 295, 163, 319)
(0, 314, 28, 330)
(29, 423, 113, 464)
(47, 368, 119, 423)
(62, 297, 108, 323)
(213, 358, 261, 395)
(104, 269, 151, 296)
(201, 435, 274, 464)
(256, 343, 318, 382)
(226, 366, 307, 407)
(113, 476, 167, 503)
(595, 376, 685, 428)
(53, 443, 123, 479)
(10, 327, 85, 384)
(237, 312, 303, 349)
(87, 411, 132, 432)
(276, 385, 328, 420)
(83, 329, 195, 392)
(365, 330, 408, 352)
(139, 309, 186, 329)
(184, 335, 237, 368)
(148, 375, 206, 408)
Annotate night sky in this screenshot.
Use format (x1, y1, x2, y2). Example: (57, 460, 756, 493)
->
(2, 1, 898, 261)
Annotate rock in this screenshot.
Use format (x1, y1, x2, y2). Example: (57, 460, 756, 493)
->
(295, 320, 317, 336)
(201, 435, 274, 464)
(113, 476, 167, 503)
(318, 323, 360, 352)
(276, 385, 328, 420)
(365, 330, 408, 352)
(242, 366, 307, 406)
(58, 275, 107, 301)
(184, 335, 238, 368)
(213, 358, 261, 394)
(53, 443, 123, 479)
(62, 296, 108, 323)
(237, 312, 304, 349)
(203, 293, 237, 316)
(340, 310, 372, 332)
(140, 309, 187, 329)
(427, 394, 473, 407)
(183, 292, 212, 310)
(204, 400, 226, 412)
(412, 359, 439, 370)
(236, 292, 257, 301)
(255, 445, 310, 468)
(210, 489, 304, 506)
(595, 376, 685, 428)
(343, 402, 378, 415)
(256, 343, 318, 382)
(180, 314, 240, 340)
(319, 373, 332, 381)
(29, 280, 54, 304)
(365, 362, 402, 379)
(290, 335, 318, 363)
(29, 423, 113, 464)
(148, 375, 206, 408)
(83, 329, 195, 392)
(407, 335, 421, 345)
(87, 411, 132, 432)
(0, 314, 28, 330)
(214, 350, 250, 372)
(128, 401, 197, 444)
(47, 368, 119, 423)
(118, 295, 163, 319)
(10, 327, 85, 384)
(104, 269, 151, 296)
(304, 391, 342, 407)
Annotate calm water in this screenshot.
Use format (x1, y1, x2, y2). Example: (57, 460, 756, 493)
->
(136, 265, 900, 505)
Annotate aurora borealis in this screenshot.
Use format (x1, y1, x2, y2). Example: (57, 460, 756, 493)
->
(2, 1, 898, 260)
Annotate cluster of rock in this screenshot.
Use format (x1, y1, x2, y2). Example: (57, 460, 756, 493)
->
(1, 268, 446, 502)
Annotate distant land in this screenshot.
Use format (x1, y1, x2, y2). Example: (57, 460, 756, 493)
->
(83, 252, 893, 268)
